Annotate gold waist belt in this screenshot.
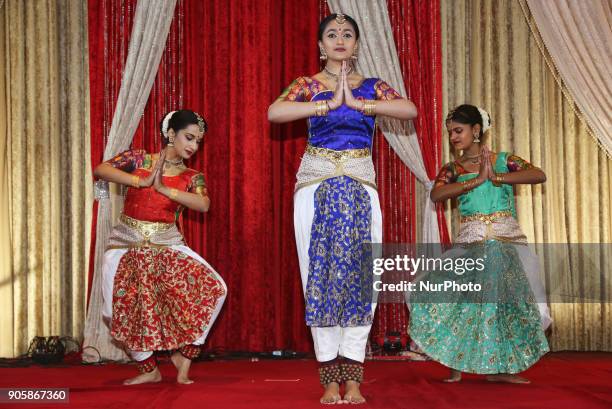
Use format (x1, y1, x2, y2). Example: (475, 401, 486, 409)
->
(120, 214, 175, 239)
(305, 144, 371, 163)
(460, 210, 513, 224)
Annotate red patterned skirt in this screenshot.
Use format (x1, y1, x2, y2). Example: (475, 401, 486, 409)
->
(110, 247, 226, 351)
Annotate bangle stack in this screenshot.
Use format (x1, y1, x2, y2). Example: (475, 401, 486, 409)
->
(493, 173, 506, 186)
(131, 175, 140, 188)
(169, 188, 179, 200)
(314, 100, 330, 117)
(361, 100, 376, 116)
(461, 179, 480, 192)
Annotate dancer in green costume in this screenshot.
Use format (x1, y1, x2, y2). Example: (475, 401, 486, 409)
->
(410, 104, 551, 384)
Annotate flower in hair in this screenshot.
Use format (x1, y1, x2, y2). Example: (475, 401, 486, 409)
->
(476, 107, 491, 133)
(161, 111, 177, 137)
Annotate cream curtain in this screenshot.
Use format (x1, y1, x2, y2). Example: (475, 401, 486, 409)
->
(327, 0, 440, 244)
(82, 0, 178, 362)
(0, 0, 92, 357)
(526, 0, 612, 157)
(0, 0, 13, 358)
(441, 0, 612, 351)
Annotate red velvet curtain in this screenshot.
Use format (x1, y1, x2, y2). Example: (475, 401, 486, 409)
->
(388, 0, 450, 244)
(88, 0, 321, 352)
(179, 0, 322, 352)
(369, 0, 448, 347)
(87, 0, 442, 353)
(370, 1, 448, 344)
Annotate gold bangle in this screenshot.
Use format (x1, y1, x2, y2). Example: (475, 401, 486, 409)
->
(493, 173, 505, 186)
(461, 179, 478, 191)
(131, 175, 140, 188)
(314, 100, 329, 117)
(369, 101, 377, 116)
(323, 100, 330, 115)
(169, 188, 179, 200)
(362, 100, 376, 116)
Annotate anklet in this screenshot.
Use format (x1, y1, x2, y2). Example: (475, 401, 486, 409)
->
(179, 344, 201, 360)
(137, 355, 158, 373)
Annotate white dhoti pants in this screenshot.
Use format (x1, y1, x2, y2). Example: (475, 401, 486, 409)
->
(102, 245, 227, 362)
(294, 181, 382, 363)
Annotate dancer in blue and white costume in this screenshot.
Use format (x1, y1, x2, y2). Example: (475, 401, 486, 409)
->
(268, 13, 417, 405)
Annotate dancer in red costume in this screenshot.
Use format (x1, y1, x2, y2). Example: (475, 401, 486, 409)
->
(94, 110, 227, 385)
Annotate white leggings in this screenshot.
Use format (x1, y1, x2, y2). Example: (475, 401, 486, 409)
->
(294, 181, 382, 363)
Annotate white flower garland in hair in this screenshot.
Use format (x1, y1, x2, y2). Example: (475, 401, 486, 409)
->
(476, 107, 491, 133)
(161, 110, 177, 137)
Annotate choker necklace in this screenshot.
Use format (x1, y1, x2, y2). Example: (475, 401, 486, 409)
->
(165, 157, 185, 167)
(462, 151, 482, 164)
(323, 65, 353, 80)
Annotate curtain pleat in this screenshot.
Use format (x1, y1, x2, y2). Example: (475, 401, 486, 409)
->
(0, 0, 15, 358)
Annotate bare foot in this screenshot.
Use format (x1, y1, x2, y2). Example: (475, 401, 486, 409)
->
(320, 382, 344, 404)
(123, 367, 162, 385)
(443, 369, 462, 383)
(171, 352, 194, 384)
(343, 380, 366, 404)
(486, 374, 530, 384)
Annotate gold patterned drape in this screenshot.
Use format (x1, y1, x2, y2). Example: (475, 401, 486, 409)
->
(441, 0, 612, 351)
(0, 0, 92, 357)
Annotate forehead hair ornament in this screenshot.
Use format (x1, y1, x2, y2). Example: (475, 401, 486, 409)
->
(336, 13, 346, 25)
(195, 112, 206, 134)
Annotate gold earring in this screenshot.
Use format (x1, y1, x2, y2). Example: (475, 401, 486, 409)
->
(473, 134, 480, 143)
(352, 45, 359, 60)
(319, 47, 327, 61)
(168, 138, 175, 147)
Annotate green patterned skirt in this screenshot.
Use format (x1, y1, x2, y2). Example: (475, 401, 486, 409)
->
(409, 240, 549, 374)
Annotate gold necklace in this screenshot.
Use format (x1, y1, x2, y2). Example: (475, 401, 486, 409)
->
(462, 151, 482, 164)
(164, 157, 185, 169)
(323, 65, 353, 80)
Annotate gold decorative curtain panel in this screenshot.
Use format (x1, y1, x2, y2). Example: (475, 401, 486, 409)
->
(0, 0, 92, 357)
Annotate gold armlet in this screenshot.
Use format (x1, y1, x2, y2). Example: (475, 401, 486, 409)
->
(195, 186, 208, 196)
(131, 175, 140, 188)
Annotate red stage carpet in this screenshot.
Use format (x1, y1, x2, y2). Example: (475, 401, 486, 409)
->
(0, 352, 610, 409)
